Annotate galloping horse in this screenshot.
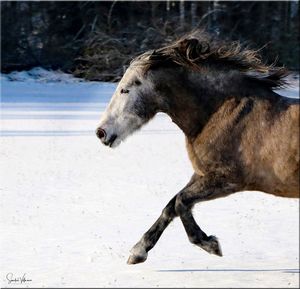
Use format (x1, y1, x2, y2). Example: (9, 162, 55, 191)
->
(96, 32, 299, 264)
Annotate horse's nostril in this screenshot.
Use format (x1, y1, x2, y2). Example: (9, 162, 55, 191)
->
(96, 128, 106, 140)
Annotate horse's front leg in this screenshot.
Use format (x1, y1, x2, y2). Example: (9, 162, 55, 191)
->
(127, 175, 204, 264)
(127, 173, 239, 264)
(127, 176, 197, 264)
(174, 173, 239, 256)
(127, 174, 238, 264)
(127, 175, 206, 264)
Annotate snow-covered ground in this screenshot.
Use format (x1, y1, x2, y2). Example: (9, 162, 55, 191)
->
(0, 68, 299, 288)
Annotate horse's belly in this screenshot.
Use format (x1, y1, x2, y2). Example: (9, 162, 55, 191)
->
(265, 184, 299, 198)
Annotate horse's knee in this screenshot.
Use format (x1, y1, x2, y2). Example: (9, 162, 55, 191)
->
(162, 206, 177, 221)
(161, 196, 177, 220)
(175, 192, 190, 215)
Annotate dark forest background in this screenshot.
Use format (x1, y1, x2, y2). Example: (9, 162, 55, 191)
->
(1, 1, 299, 82)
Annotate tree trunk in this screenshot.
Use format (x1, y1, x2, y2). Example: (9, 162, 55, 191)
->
(190, 2, 197, 27)
(180, 0, 185, 30)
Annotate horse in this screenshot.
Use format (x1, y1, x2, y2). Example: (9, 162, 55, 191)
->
(95, 31, 299, 265)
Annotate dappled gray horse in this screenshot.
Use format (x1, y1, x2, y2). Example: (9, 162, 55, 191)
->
(96, 32, 299, 264)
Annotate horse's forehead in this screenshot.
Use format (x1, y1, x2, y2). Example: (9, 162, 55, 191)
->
(122, 66, 143, 81)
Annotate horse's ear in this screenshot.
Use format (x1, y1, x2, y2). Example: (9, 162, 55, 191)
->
(180, 38, 210, 61)
(179, 38, 199, 52)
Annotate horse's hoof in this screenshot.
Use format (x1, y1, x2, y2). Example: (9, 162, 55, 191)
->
(200, 235, 223, 257)
(127, 253, 148, 265)
(127, 244, 148, 265)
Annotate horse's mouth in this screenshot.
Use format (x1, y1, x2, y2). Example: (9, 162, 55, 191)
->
(103, 134, 117, 147)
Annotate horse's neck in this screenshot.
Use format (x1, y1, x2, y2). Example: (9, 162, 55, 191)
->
(166, 71, 230, 138)
(168, 95, 216, 138)
(165, 70, 279, 138)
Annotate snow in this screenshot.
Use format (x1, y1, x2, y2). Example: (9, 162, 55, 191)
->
(274, 73, 299, 99)
(0, 69, 299, 288)
(1, 67, 86, 83)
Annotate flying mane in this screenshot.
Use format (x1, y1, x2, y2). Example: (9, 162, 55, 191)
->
(132, 31, 289, 89)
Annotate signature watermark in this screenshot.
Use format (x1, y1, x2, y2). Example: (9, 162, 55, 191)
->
(6, 273, 32, 284)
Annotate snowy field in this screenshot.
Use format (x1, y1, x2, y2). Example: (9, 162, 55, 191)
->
(0, 68, 299, 288)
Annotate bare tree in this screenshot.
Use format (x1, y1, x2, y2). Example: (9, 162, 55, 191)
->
(180, 0, 185, 30)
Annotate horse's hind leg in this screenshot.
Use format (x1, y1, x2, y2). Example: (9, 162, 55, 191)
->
(127, 196, 177, 264)
(175, 173, 239, 256)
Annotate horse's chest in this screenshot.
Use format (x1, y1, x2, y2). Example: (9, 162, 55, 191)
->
(185, 137, 231, 176)
(186, 140, 205, 176)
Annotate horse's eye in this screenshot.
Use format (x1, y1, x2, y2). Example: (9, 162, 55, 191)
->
(120, 88, 129, 94)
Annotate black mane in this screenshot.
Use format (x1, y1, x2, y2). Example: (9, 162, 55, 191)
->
(132, 31, 289, 89)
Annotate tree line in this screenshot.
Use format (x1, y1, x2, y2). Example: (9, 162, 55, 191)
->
(1, 1, 299, 81)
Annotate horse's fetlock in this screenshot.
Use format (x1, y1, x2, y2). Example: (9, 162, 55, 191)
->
(188, 234, 199, 245)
